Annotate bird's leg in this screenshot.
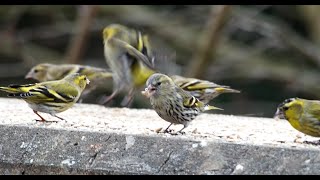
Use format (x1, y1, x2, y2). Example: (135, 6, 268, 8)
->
(34, 110, 47, 122)
(98, 89, 118, 105)
(163, 123, 173, 133)
(171, 126, 186, 135)
(120, 88, 135, 107)
(51, 114, 65, 121)
(33, 110, 58, 123)
(177, 126, 187, 134)
(78, 98, 84, 103)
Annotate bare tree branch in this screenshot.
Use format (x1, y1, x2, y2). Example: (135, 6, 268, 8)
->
(65, 5, 99, 64)
(186, 5, 232, 78)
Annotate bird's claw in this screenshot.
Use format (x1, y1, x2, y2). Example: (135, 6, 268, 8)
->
(163, 129, 174, 134)
(303, 140, 320, 146)
(170, 131, 186, 136)
(35, 119, 58, 123)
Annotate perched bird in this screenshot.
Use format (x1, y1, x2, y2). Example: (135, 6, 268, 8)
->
(141, 73, 222, 134)
(25, 63, 113, 101)
(274, 97, 320, 137)
(101, 23, 155, 106)
(0, 73, 90, 122)
(170, 75, 240, 104)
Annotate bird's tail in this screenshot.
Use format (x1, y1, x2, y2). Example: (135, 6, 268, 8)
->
(0, 84, 34, 97)
(204, 104, 223, 111)
(0, 86, 21, 93)
(215, 87, 240, 94)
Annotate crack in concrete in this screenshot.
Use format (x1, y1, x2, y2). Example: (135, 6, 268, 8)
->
(19, 133, 38, 174)
(88, 135, 111, 167)
(157, 151, 174, 173)
(21, 134, 38, 158)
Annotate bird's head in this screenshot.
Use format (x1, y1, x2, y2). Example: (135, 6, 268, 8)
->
(274, 97, 303, 121)
(102, 24, 130, 40)
(141, 73, 174, 98)
(64, 73, 90, 90)
(25, 63, 51, 82)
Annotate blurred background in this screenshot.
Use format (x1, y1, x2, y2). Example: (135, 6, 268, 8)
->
(1, 5, 320, 118)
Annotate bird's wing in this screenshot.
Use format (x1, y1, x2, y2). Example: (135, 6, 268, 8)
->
(109, 37, 154, 70)
(307, 102, 320, 124)
(20, 81, 78, 103)
(176, 87, 203, 108)
(173, 76, 223, 91)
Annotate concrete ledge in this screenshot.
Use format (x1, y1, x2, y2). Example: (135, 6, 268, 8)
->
(0, 98, 319, 174)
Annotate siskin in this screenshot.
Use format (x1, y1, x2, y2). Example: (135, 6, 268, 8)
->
(101, 23, 155, 106)
(274, 97, 320, 137)
(0, 73, 90, 122)
(141, 73, 222, 134)
(25, 63, 112, 101)
(170, 75, 240, 104)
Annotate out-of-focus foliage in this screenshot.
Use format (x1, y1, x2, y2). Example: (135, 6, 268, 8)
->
(1, 5, 320, 118)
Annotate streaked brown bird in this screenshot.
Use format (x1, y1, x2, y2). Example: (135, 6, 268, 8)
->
(142, 73, 222, 134)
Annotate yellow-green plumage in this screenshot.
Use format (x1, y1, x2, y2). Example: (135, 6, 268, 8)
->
(170, 75, 240, 104)
(142, 73, 222, 134)
(25, 63, 112, 99)
(274, 98, 320, 137)
(0, 73, 89, 122)
(102, 24, 240, 107)
(101, 24, 156, 106)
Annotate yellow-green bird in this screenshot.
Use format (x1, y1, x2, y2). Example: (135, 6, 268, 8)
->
(142, 73, 222, 134)
(274, 97, 320, 137)
(170, 75, 240, 104)
(102, 24, 240, 107)
(25, 63, 112, 100)
(101, 24, 155, 106)
(0, 73, 90, 122)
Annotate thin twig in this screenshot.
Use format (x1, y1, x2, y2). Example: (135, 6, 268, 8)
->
(186, 5, 232, 78)
(65, 5, 99, 64)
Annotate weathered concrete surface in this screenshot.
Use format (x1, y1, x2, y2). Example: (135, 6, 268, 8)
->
(0, 98, 320, 175)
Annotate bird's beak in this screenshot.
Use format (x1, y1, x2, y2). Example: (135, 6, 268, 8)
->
(273, 108, 285, 120)
(141, 84, 156, 98)
(25, 73, 33, 80)
(86, 78, 90, 85)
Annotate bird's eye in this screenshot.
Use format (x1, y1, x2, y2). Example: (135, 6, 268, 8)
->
(283, 106, 289, 111)
(157, 82, 161, 86)
(84, 77, 87, 80)
(34, 69, 39, 73)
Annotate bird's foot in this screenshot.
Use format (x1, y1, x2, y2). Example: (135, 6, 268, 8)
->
(163, 128, 174, 134)
(170, 131, 186, 136)
(35, 119, 58, 123)
(303, 140, 320, 146)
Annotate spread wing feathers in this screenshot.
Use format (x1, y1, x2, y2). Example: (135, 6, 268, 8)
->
(109, 37, 154, 70)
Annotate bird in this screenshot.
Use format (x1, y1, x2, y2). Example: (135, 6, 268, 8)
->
(0, 73, 90, 122)
(274, 97, 320, 137)
(25, 63, 112, 102)
(100, 23, 155, 107)
(170, 75, 240, 104)
(141, 73, 223, 134)
(101, 24, 240, 107)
